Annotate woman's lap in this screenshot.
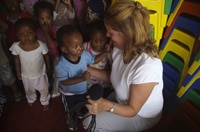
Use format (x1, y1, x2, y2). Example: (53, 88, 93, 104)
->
(83, 110, 161, 131)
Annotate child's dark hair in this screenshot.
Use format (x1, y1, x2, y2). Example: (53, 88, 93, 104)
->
(14, 18, 37, 32)
(87, 20, 107, 38)
(57, 25, 80, 46)
(33, 0, 54, 18)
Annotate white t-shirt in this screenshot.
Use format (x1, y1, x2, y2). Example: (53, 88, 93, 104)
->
(110, 47, 163, 118)
(9, 40, 48, 79)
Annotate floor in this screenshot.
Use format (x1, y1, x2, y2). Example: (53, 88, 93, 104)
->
(0, 83, 164, 132)
(0, 82, 85, 132)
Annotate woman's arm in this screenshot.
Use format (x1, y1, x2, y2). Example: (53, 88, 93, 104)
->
(87, 67, 111, 82)
(86, 82, 156, 117)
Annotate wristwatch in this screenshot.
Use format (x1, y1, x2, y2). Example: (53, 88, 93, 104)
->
(109, 103, 116, 112)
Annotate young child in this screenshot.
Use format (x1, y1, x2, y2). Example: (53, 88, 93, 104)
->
(46, 0, 75, 28)
(33, 0, 60, 98)
(83, 20, 112, 97)
(0, 18, 22, 103)
(84, 0, 107, 41)
(20, 0, 39, 15)
(9, 18, 51, 111)
(85, 0, 107, 24)
(0, 0, 33, 48)
(55, 24, 109, 131)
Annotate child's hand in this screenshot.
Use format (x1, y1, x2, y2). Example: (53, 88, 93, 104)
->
(81, 71, 91, 81)
(62, 0, 71, 6)
(40, 23, 50, 35)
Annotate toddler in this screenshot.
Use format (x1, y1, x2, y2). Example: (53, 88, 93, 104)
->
(0, 0, 33, 48)
(33, 0, 60, 98)
(46, 0, 75, 28)
(83, 20, 112, 97)
(55, 24, 108, 131)
(9, 18, 51, 111)
(84, 0, 107, 41)
(20, 0, 39, 15)
(0, 18, 22, 102)
(85, 0, 107, 23)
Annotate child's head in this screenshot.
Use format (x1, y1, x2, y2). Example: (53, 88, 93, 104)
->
(86, 0, 106, 23)
(33, 1, 54, 27)
(15, 18, 37, 44)
(88, 20, 107, 52)
(57, 25, 83, 58)
(4, 0, 20, 12)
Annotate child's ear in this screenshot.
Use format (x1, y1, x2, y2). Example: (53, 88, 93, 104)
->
(61, 47, 67, 53)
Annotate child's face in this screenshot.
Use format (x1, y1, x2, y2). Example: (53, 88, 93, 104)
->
(37, 9, 53, 27)
(86, 7, 99, 23)
(5, 0, 20, 12)
(90, 31, 107, 52)
(16, 26, 36, 44)
(61, 32, 83, 59)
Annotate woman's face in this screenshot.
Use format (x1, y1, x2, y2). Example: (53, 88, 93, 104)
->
(106, 25, 124, 50)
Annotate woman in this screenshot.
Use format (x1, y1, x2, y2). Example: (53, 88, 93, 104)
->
(83, 0, 164, 131)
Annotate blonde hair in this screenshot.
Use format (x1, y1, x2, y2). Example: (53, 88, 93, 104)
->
(104, 0, 159, 64)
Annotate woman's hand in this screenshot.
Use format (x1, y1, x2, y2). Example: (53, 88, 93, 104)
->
(87, 67, 111, 82)
(86, 97, 106, 115)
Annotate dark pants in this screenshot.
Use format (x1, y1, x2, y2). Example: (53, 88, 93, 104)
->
(64, 93, 88, 118)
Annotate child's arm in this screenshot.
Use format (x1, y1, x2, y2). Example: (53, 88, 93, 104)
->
(13, 55, 22, 80)
(94, 52, 109, 64)
(1, 35, 13, 63)
(62, 0, 74, 12)
(40, 25, 59, 58)
(41, 24, 54, 45)
(60, 71, 91, 86)
(43, 53, 52, 78)
(94, 40, 113, 64)
(54, 0, 61, 13)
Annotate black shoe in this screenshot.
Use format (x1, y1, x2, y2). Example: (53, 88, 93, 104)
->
(67, 121, 77, 131)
